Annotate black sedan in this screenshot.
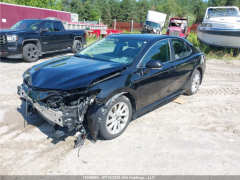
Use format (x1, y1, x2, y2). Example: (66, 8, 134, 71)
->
(18, 34, 206, 143)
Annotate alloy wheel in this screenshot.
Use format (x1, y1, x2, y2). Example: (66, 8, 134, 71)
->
(76, 42, 82, 51)
(106, 102, 129, 134)
(27, 46, 37, 60)
(191, 73, 200, 93)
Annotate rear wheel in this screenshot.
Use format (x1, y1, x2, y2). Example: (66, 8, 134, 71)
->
(186, 69, 201, 95)
(99, 96, 132, 140)
(72, 40, 83, 53)
(22, 44, 39, 62)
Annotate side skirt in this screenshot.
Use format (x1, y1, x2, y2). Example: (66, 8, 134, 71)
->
(136, 90, 185, 118)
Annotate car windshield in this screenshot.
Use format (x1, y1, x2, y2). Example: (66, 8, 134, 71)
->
(207, 9, 240, 18)
(10, 20, 40, 30)
(145, 21, 160, 28)
(78, 37, 147, 64)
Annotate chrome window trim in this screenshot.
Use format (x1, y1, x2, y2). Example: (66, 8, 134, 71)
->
(137, 38, 173, 68)
(171, 38, 193, 60)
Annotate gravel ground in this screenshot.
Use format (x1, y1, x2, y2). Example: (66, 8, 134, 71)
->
(0, 53, 240, 175)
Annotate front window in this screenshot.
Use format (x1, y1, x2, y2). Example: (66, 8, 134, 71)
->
(207, 8, 240, 18)
(78, 37, 147, 64)
(10, 20, 40, 30)
(53, 22, 64, 31)
(145, 21, 160, 28)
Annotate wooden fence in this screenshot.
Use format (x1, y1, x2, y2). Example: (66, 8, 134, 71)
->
(109, 21, 142, 32)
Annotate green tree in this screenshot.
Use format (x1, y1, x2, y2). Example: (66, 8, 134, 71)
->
(83, 1, 91, 20)
(68, 0, 84, 20)
(138, 0, 151, 22)
(208, 0, 227, 6)
(14, 0, 62, 10)
(156, 0, 182, 16)
(120, 0, 139, 22)
(89, 9, 101, 21)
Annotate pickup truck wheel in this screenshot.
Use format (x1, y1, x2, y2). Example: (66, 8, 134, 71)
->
(72, 40, 82, 53)
(22, 44, 39, 62)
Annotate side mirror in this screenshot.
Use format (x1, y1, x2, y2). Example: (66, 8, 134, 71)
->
(41, 28, 49, 33)
(140, 21, 143, 27)
(146, 60, 163, 69)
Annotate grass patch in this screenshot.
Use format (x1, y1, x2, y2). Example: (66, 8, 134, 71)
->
(123, 30, 141, 34)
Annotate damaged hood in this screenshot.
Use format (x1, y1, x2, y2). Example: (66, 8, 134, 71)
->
(24, 56, 126, 90)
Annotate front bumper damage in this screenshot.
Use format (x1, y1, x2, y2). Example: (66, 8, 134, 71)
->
(17, 83, 98, 140)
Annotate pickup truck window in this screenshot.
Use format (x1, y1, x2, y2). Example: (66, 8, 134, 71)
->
(42, 22, 54, 32)
(53, 22, 64, 32)
(10, 20, 39, 30)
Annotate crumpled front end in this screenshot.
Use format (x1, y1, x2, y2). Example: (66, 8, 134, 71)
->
(17, 83, 99, 138)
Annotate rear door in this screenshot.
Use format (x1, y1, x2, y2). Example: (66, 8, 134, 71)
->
(171, 38, 197, 92)
(53, 22, 68, 50)
(40, 22, 57, 51)
(133, 39, 176, 111)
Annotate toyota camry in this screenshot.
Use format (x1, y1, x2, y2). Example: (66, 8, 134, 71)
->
(18, 34, 206, 144)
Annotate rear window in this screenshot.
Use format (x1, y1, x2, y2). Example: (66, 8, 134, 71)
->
(53, 22, 64, 31)
(172, 39, 192, 59)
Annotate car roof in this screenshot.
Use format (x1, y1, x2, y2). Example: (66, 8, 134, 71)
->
(21, 19, 61, 22)
(109, 34, 180, 41)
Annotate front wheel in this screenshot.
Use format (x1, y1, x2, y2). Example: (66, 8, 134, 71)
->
(72, 40, 83, 53)
(99, 96, 132, 140)
(185, 69, 201, 95)
(22, 44, 39, 62)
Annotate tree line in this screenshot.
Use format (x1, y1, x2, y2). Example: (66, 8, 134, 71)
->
(1, 0, 240, 26)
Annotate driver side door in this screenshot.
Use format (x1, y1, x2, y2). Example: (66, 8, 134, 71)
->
(40, 22, 57, 51)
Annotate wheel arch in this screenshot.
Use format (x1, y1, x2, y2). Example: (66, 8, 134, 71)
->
(87, 90, 137, 142)
(74, 36, 83, 44)
(22, 39, 42, 56)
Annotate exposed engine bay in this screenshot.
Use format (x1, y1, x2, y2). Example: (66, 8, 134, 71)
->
(17, 83, 99, 146)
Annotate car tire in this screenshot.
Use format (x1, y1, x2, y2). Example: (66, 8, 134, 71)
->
(22, 43, 39, 62)
(99, 95, 132, 140)
(185, 69, 201, 95)
(72, 40, 83, 53)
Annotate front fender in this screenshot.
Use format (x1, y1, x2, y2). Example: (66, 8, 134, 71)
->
(87, 92, 127, 141)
